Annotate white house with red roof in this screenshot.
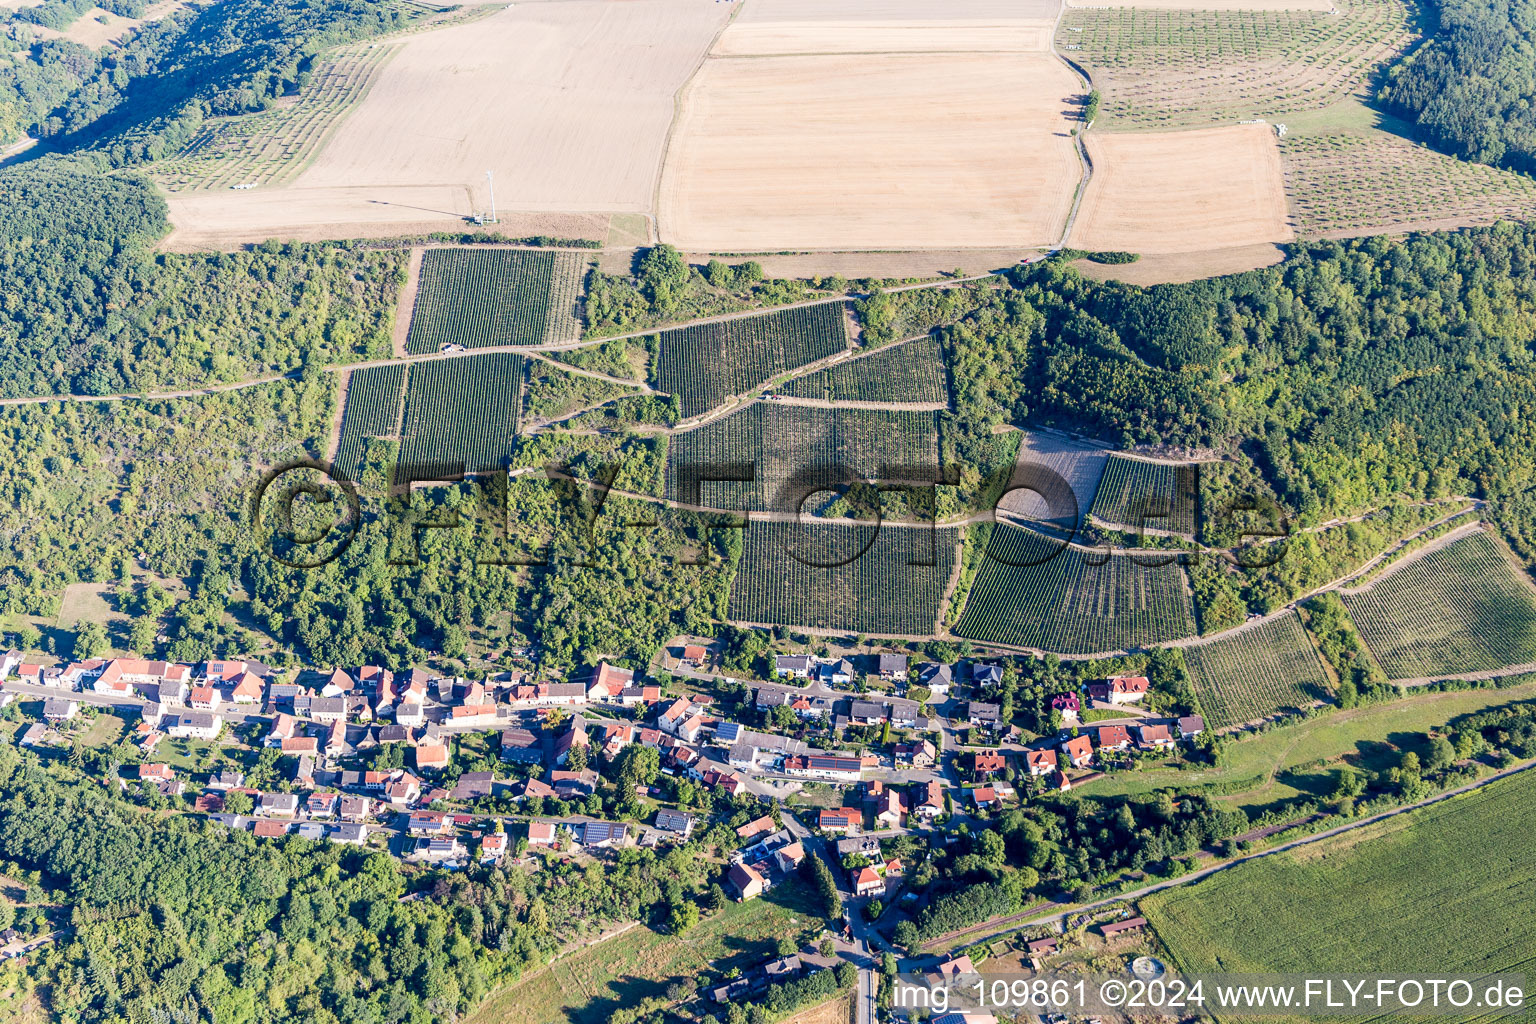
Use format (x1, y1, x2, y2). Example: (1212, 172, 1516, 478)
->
(1089, 676, 1150, 704)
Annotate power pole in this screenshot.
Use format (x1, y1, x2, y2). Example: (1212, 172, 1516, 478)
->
(485, 170, 497, 224)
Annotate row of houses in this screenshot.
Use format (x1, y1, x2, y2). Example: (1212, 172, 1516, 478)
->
(1026, 716, 1207, 776)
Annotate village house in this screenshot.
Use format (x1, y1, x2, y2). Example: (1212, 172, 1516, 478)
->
(338, 794, 373, 820)
(819, 658, 853, 687)
(1139, 723, 1177, 750)
(736, 814, 776, 841)
(480, 831, 508, 864)
(894, 738, 937, 768)
(783, 754, 865, 783)
(1024, 748, 1057, 776)
(1050, 692, 1081, 722)
(848, 701, 887, 727)
(414, 743, 450, 771)
(914, 779, 944, 819)
(773, 842, 806, 872)
(385, 773, 422, 806)
(818, 807, 862, 834)
(208, 770, 244, 790)
(189, 684, 220, 711)
(526, 820, 558, 847)
(584, 663, 634, 703)
(1179, 715, 1206, 739)
(875, 788, 906, 828)
(655, 808, 695, 838)
(968, 751, 1007, 778)
(728, 862, 765, 900)
(1089, 676, 1150, 705)
(966, 701, 1002, 731)
(553, 715, 590, 765)
(281, 736, 320, 756)
(307, 791, 339, 818)
(679, 644, 708, 667)
(230, 672, 264, 704)
(550, 769, 599, 799)
(332, 823, 368, 845)
(499, 726, 545, 765)
(167, 712, 220, 740)
(773, 655, 814, 679)
(407, 810, 450, 837)
(396, 702, 426, 727)
(43, 698, 77, 722)
(876, 654, 908, 680)
(971, 663, 1004, 688)
(258, 792, 299, 817)
(852, 865, 885, 897)
(579, 820, 628, 849)
(1095, 724, 1132, 751)
(917, 662, 952, 696)
(657, 698, 693, 734)
(1062, 734, 1094, 768)
(451, 771, 496, 801)
(450, 703, 499, 727)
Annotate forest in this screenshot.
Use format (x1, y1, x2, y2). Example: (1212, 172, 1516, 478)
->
(1377, 0, 1536, 172)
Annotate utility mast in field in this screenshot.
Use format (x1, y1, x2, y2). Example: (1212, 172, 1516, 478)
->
(485, 170, 498, 224)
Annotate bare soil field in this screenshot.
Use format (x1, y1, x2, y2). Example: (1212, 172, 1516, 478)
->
(1069, 124, 1293, 254)
(716, 0, 1061, 55)
(1281, 131, 1536, 237)
(1072, 242, 1287, 284)
(659, 52, 1081, 251)
(164, 0, 725, 247)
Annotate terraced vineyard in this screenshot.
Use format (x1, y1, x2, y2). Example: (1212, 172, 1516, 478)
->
(1089, 455, 1199, 535)
(775, 336, 948, 405)
(1057, 0, 1413, 129)
(156, 43, 401, 192)
(1341, 531, 1536, 678)
(653, 303, 849, 419)
(1282, 133, 1536, 235)
(666, 403, 940, 514)
(954, 524, 1197, 653)
(333, 363, 408, 482)
(1184, 612, 1332, 729)
(398, 353, 524, 475)
(405, 249, 588, 354)
(729, 522, 959, 635)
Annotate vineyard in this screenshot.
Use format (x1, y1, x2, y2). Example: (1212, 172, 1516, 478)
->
(666, 404, 940, 514)
(1281, 133, 1536, 235)
(155, 43, 402, 192)
(652, 302, 849, 419)
(1341, 531, 1536, 678)
(953, 524, 1198, 653)
(1056, 0, 1413, 130)
(775, 336, 949, 405)
(405, 249, 588, 354)
(333, 363, 408, 482)
(728, 521, 959, 635)
(1089, 455, 1199, 536)
(1001, 431, 1112, 529)
(398, 353, 524, 475)
(1184, 612, 1332, 729)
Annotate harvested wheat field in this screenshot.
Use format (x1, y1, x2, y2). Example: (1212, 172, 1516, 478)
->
(1070, 124, 1292, 254)
(24, 0, 182, 47)
(166, 0, 726, 246)
(715, 0, 1062, 55)
(1072, 243, 1287, 284)
(659, 52, 1081, 251)
(298, 0, 725, 209)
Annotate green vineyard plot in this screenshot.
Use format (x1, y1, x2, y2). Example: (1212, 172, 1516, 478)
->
(1089, 454, 1200, 535)
(953, 523, 1198, 653)
(333, 363, 407, 482)
(775, 335, 948, 405)
(405, 249, 587, 354)
(1341, 531, 1536, 678)
(665, 403, 940, 514)
(1185, 611, 1332, 729)
(398, 353, 524, 475)
(653, 302, 849, 419)
(728, 521, 959, 636)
